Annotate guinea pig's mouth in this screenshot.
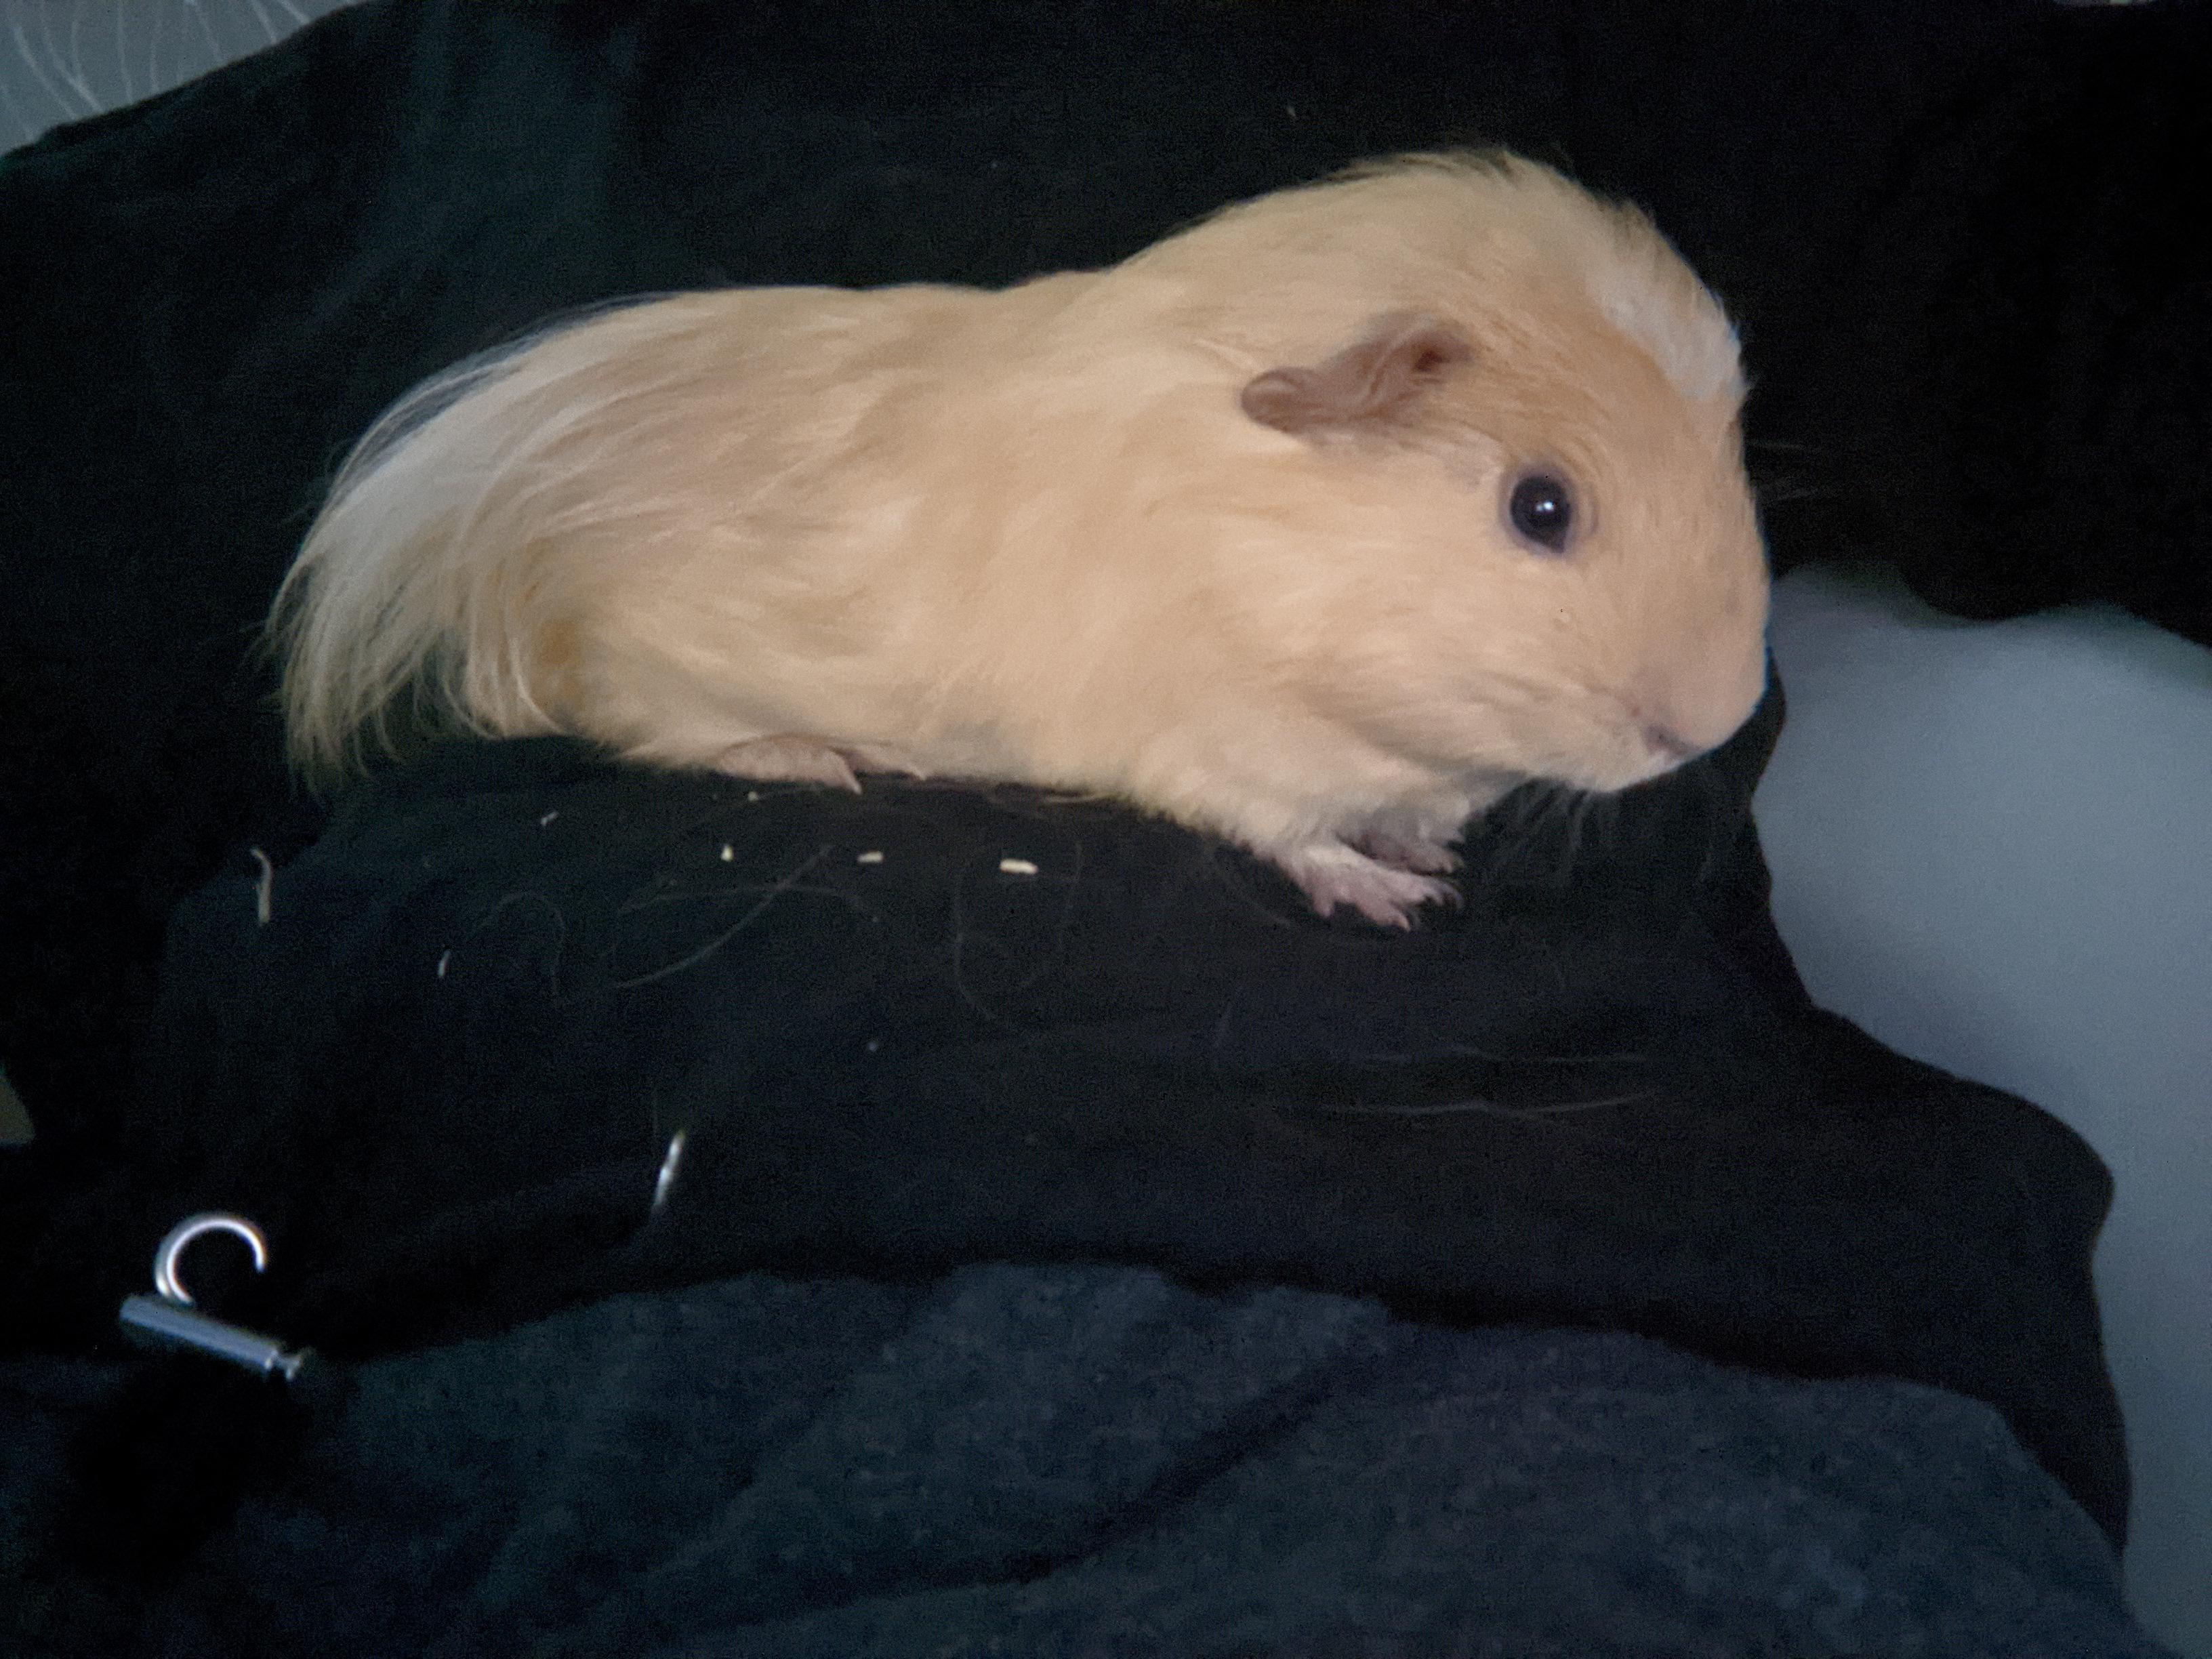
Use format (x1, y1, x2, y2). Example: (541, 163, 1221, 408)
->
(1639, 722, 1705, 769)
(1565, 720, 1715, 796)
(1603, 672, 1765, 790)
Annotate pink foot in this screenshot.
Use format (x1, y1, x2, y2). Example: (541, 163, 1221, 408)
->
(1271, 841, 1460, 929)
(1355, 828, 1462, 875)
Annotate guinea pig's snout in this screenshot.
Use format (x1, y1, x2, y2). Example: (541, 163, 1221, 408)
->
(1628, 647, 1767, 775)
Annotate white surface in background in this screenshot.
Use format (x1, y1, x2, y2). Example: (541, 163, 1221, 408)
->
(1759, 563, 2212, 1658)
(0, 0, 351, 153)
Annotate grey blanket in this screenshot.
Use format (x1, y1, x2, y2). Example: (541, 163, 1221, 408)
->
(5, 1265, 2169, 1659)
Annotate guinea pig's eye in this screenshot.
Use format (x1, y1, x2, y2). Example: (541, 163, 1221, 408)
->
(1506, 471, 1576, 554)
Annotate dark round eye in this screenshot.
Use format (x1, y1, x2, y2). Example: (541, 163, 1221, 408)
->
(1507, 471, 1576, 553)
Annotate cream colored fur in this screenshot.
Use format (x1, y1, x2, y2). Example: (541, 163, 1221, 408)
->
(272, 152, 1770, 925)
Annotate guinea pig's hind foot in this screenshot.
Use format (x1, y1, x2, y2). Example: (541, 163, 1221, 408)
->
(708, 735, 925, 793)
(1271, 841, 1460, 930)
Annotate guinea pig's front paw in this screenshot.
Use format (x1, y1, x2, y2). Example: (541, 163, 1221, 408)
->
(1271, 841, 1460, 930)
(1353, 827, 1462, 876)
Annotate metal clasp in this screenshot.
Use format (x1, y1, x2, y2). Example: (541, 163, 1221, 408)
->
(117, 1212, 313, 1382)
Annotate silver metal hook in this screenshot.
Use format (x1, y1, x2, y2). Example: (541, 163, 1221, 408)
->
(152, 1212, 270, 1305)
(118, 1211, 312, 1383)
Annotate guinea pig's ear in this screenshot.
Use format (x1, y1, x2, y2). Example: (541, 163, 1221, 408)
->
(1240, 311, 1473, 438)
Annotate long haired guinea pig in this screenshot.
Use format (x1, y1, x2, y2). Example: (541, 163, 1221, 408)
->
(272, 152, 1769, 928)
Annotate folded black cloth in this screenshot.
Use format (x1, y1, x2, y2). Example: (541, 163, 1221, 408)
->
(1, 1272, 2171, 1659)
(10, 680, 2129, 1551)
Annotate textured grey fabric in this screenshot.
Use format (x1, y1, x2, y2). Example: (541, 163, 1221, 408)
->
(11, 1265, 2169, 1659)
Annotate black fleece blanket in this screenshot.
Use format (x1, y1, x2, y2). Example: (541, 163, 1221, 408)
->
(3, 3, 2199, 1655)
(1, 698, 2155, 1652)
(12, 701, 2126, 1505)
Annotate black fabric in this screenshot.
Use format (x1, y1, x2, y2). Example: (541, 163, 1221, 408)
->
(3, 1277, 2171, 1659)
(4, 0, 2211, 1161)
(9, 692, 2131, 1555)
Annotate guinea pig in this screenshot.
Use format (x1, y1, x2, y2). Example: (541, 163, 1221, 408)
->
(272, 151, 1770, 928)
